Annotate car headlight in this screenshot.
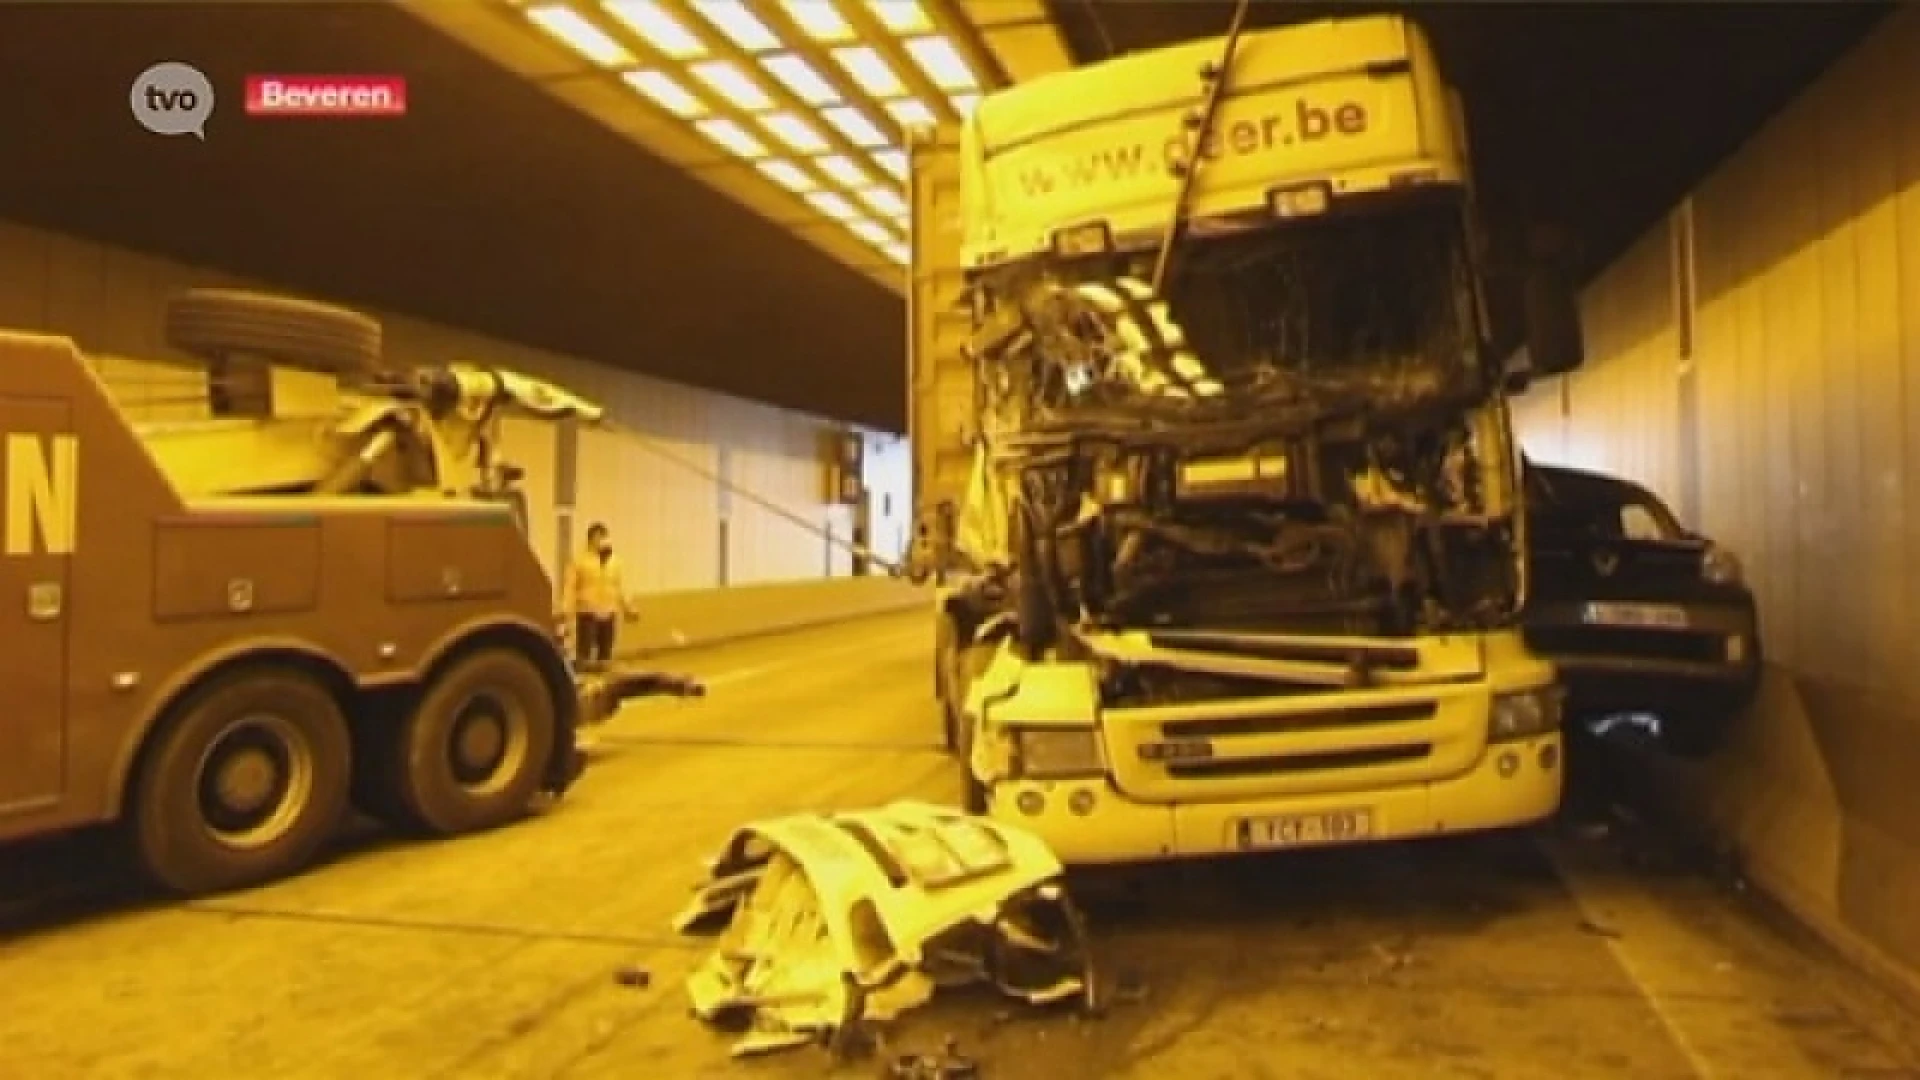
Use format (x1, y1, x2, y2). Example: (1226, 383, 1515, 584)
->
(1703, 543, 1744, 586)
(1011, 727, 1106, 779)
(1489, 688, 1562, 743)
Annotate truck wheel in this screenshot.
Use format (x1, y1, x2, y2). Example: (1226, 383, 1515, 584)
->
(165, 288, 383, 376)
(392, 647, 558, 835)
(128, 667, 352, 895)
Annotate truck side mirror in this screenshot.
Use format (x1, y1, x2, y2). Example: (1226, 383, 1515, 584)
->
(1525, 270, 1583, 377)
(1522, 231, 1584, 377)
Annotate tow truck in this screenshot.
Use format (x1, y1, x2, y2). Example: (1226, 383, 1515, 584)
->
(910, 13, 1589, 864)
(0, 289, 688, 894)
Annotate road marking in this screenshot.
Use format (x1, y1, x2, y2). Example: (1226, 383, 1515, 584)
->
(699, 626, 922, 688)
(1541, 835, 1848, 1079)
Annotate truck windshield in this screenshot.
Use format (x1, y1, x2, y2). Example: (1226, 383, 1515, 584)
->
(1168, 200, 1482, 401)
(1013, 200, 1485, 423)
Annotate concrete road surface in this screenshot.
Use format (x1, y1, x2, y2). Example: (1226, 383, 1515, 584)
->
(3, 610, 1918, 1079)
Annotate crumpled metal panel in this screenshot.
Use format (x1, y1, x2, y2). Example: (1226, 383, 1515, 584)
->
(675, 800, 1095, 1057)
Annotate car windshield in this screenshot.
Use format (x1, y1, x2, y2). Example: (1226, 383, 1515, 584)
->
(1529, 469, 1685, 541)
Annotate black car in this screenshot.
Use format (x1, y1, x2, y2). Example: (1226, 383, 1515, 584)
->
(1521, 462, 1762, 756)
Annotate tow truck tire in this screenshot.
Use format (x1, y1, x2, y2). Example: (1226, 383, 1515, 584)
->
(165, 288, 383, 376)
(128, 666, 352, 895)
(391, 646, 558, 836)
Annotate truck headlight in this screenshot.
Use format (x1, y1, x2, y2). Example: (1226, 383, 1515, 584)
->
(1011, 727, 1105, 779)
(1703, 544, 1744, 586)
(1489, 688, 1562, 743)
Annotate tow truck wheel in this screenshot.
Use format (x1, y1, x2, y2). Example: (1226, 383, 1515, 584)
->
(165, 288, 383, 376)
(391, 646, 558, 836)
(128, 666, 352, 895)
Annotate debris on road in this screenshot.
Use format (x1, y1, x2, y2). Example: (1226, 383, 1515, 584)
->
(673, 800, 1095, 1058)
(887, 1037, 982, 1078)
(612, 965, 650, 989)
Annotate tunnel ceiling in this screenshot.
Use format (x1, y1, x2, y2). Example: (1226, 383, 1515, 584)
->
(0, 2, 1893, 434)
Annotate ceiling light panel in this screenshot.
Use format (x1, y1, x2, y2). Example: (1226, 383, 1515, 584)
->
(622, 69, 704, 116)
(756, 158, 818, 192)
(864, 0, 930, 34)
(690, 1, 781, 52)
(759, 53, 840, 106)
(696, 116, 768, 157)
(689, 60, 773, 110)
(822, 105, 887, 147)
(501, 0, 1001, 282)
(832, 46, 903, 98)
(903, 35, 977, 91)
(806, 189, 862, 221)
(526, 6, 634, 66)
(814, 154, 870, 188)
(780, 0, 856, 44)
(601, 0, 705, 58)
(761, 112, 830, 154)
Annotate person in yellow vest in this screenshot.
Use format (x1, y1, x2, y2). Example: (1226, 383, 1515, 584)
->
(564, 522, 636, 672)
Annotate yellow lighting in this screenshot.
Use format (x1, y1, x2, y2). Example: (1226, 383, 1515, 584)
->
(525, 6, 634, 67)
(847, 218, 895, 249)
(950, 92, 980, 117)
(621, 70, 704, 116)
(690, 60, 772, 110)
(781, 0, 855, 43)
(756, 158, 817, 192)
(856, 186, 907, 218)
(806, 190, 862, 220)
(832, 46, 903, 97)
(870, 148, 906, 179)
(903, 35, 976, 91)
(601, 1, 705, 58)
(865, 0, 931, 34)
(880, 242, 909, 264)
(883, 97, 934, 127)
(695, 116, 767, 157)
(760, 53, 839, 106)
(814, 154, 869, 187)
(761, 112, 830, 153)
(690, 1, 781, 52)
(823, 105, 887, 147)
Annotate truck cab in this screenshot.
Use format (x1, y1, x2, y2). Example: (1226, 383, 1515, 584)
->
(912, 15, 1586, 864)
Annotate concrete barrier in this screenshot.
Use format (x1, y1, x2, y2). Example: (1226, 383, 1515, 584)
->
(1642, 664, 1920, 1015)
(614, 575, 929, 656)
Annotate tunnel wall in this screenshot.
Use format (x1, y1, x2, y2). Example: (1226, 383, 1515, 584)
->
(0, 219, 907, 594)
(1511, 7, 1920, 1002)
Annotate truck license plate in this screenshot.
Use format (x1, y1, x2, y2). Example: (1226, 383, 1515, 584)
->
(1238, 810, 1375, 850)
(1582, 602, 1689, 629)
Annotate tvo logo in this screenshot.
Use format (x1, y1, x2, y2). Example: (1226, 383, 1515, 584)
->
(130, 61, 215, 139)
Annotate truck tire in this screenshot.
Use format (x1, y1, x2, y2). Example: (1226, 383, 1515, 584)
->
(128, 666, 352, 895)
(165, 288, 383, 376)
(389, 646, 559, 836)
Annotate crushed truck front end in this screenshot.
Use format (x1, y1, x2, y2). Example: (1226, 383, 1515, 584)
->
(960, 630, 1561, 865)
(915, 14, 1582, 865)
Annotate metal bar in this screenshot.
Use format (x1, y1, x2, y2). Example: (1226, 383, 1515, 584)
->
(1149, 0, 1252, 294)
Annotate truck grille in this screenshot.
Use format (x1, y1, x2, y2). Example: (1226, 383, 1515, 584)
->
(1104, 690, 1481, 804)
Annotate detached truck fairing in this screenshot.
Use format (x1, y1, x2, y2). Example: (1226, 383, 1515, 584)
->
(914, 15, 1586, 865)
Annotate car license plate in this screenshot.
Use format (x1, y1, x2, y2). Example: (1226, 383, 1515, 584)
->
(1582, 602, 1689, 629)
(1238, 809, 1375, 850)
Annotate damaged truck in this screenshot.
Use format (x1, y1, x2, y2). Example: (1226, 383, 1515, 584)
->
(909, 14, 1589, 864)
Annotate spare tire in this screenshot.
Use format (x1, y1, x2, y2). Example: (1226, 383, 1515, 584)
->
(166, 288, 383, 376)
